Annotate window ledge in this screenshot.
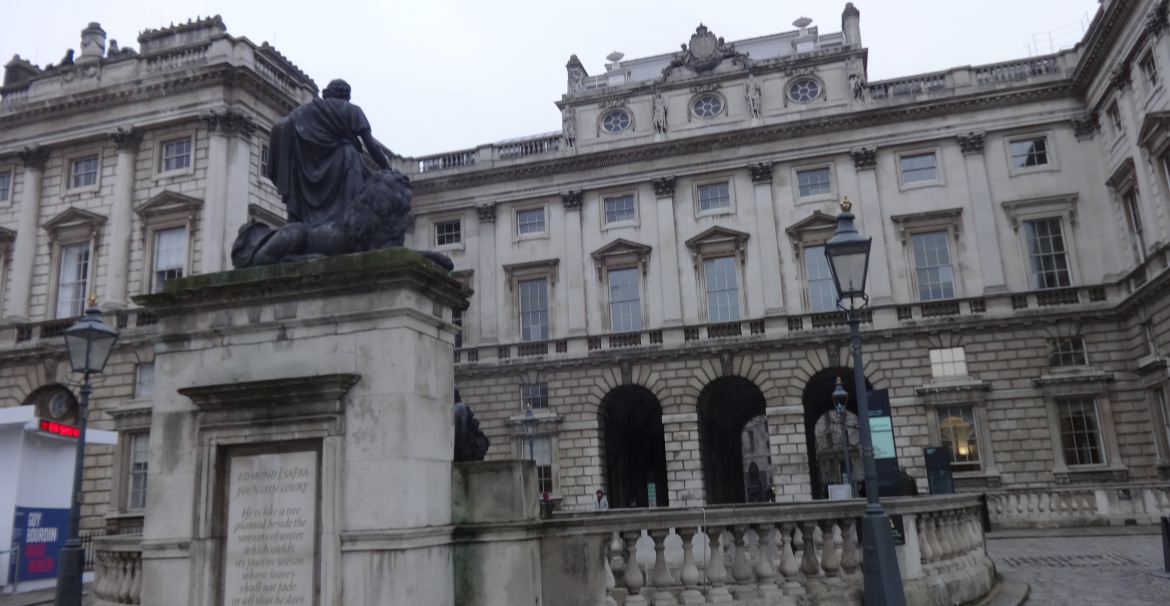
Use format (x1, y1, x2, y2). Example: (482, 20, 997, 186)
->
(1136, 354, 1167, 374)
(916, 377, 989, 396)
(1033, 370, 1114, 387)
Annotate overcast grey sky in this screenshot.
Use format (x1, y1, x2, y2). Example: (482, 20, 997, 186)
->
(4, 0, 1100, 157)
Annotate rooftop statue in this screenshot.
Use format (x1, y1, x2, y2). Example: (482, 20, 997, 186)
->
(232, 79, 453, 270)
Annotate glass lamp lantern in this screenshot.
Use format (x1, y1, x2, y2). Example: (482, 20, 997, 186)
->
(823, 197, 873, 311)
(64, 301, 119, 375)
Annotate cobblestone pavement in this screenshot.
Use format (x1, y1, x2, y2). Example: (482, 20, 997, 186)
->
(987, 530, 1170, 606)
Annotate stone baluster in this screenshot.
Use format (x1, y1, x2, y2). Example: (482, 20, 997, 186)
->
(729, 525, 755, 600)
(839, 519, 860, 577)
(777, 523, 804, 597)
(706, 526, 733, 603)
(799, 521, 822, 579)
(819, 520, 841, 583)
(649, 529, 677, 606)
(621, 530, 647, 606)
(677, 528, 704, 605)
(916, 515, 935, 566)
(609, 532, 626, 581)
(94, 552, 110, 599)
(118, 551, 135, 602)
(752, 523, 782, 600)
(602, 534, 618, 606)
(130, 551, 143, 604)
(949, 511, 965, 555)
(938, 514, 955, 561)
(926, 513, 944, 563)
(959, 511, 974, 553)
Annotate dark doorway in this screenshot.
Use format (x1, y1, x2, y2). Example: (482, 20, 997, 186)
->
(698, 377, 770, 505)
(802, 367, 872, 499)
(602, 385, 668, 508)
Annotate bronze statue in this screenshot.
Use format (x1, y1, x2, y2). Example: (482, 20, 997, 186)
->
(454, 390, 490, 462)
(232, 79, 451, 270)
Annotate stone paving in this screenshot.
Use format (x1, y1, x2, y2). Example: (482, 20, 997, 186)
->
(987, 529, 1170, 605)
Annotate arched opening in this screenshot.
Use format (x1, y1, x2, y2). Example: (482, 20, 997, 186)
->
(698, 377, 770, 505)
(812, 409, 861, 494)
(601, 385, 668, 508)
(801, 367, 872, 499)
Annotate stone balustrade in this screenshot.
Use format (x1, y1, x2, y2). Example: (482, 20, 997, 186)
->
(93, 534, 143, 605)
(539, 494, 994, 606)
(989, 484, 1170, 529)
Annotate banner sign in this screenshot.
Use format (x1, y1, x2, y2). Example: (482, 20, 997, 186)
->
(9, 506, 70, 581)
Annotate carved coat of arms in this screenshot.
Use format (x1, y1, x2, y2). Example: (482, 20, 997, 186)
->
(663, 24, 749, 77)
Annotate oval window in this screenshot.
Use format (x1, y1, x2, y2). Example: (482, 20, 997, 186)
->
(601, 110, 632, 133)
(692, 94, 723, 118)
(788, 79, 821, 103)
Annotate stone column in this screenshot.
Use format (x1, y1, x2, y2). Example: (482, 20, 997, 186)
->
(850, 148, 893, 304)
(201, 115, 230, 274)
(749, 163, 786, 315)
(561, 190, 587, 336)
(202, 109, 256, 273)
(105, 128, 142, 309)
(5, 146, 49, 322)
(957, 132, 1007, 293)
(476, 203, 499, 344)
(653, 177, 684, 326)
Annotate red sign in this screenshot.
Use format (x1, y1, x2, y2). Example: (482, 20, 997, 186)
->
(38, 419, 79, 438)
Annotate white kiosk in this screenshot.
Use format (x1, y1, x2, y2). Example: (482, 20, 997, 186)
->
(0, 404, 116, 594)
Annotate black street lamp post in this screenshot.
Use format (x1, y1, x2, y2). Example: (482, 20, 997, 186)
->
(823, 197, 906, 606)
(56, 299, 119, 606)
(832, 379, 854, 497)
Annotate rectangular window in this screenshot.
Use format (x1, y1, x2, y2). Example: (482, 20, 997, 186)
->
(1009, 138, 1049, 168)
(796, 168, 832, 197)
(152, 228, 186, 293)
(517, 208, 546, 235)
(70, 156, 99, 189)
(1124, 190, 1146, 263)
(1154, 387, 1170, 458)
(900, 152, 938, 183)
(160, 138, 192, 173)
(1024, 219, 1072, 289)
(697, 182, 730, 211)
(0, 171, 10, 202)
(608, 267, 642, 332)
(930, 347, 968, 378)
(127, 433, 149, 510)
(1107, 104, 1122, 132)
(1057, 398, 1104, 466)
(604, 195, 636, 224)
(1145, 321, 1159, 356)
(1141, 53, 1158, 86)
(518, 278, 549, 341)
(911, 231, 955, 300)
(526, 436, 554, 494)
(452, 309, 463, 349)
(260, 144, 270, 175)
(435, 220, 462, 246)
(1049, 337, 1087, 367)
(804, 245, 837, 312)
(936, 406, 980, 471)
(703, 256, 740, 322)
(56, 243, 90, 318)
(135, 363, 155, 398)
(521, 383, 549, 410)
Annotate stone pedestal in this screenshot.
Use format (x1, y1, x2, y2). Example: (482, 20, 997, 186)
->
(132, 249, 469, 606)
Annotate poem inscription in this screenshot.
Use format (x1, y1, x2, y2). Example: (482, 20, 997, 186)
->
(223, 451, 317, 606)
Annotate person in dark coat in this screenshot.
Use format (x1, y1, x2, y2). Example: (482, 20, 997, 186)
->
(266, 79, 390, 227)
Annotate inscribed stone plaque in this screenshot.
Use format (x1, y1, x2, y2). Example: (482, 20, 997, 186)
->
(223, 451, 317, 606)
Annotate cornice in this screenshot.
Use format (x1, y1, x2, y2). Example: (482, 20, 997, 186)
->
(416, 82, 1076, 196)
(1072, 0, 1143, 94)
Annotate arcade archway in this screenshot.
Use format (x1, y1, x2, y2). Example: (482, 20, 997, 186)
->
(601, 385, 668, 508)
(802, 367, 872, 499)
(698, 377, 771, 505)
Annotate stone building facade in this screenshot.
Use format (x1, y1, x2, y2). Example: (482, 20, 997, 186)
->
(0, 17, 316, 531)
(400, 0, 1170, 513)
(4, 0, 1170, 535)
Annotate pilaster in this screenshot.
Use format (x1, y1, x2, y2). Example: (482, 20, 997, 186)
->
(748, 163, 786, 315)
(106, 127, 143, 309)
(5, 146, 50, 322)
(561, 191, 587, 336)
(476, 203, 499, 344)
(957, 132, 1007, 293)
(850, 148, 893, 304)
(653, 177, 684, 327)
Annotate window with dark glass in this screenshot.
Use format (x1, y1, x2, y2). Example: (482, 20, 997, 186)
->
(517, 208, 546, 235)
(519, 278, 549, 341)
(152, 227, 186, 293)
(911, 231, 954, 300)
(608, 267, 642, 332)
(436, 220, 462, 246)
(936, 406, 980, 471)
(521, 383, 549, 410)
(1049, 337, 1087, 367)
(804, 245, 837, 312)
(1009, 138, 1049, 168)
(56, 243, 90, 318)
(160, 138, 192, 172)
(0, 171, 10, 202)
(692, 95, 723, 118)
(1024, 218, 1071, 289)
(900, 152, 938, 183)
(697, 182, 730, 212)
(128, 433, 150, 510)
(601, 110, 631, 133)
(796, 168, 831, 197)
(70, 156, 99, 189)
(1124, 190, 1146, 263)
(1141, 53, 1158, 86)
(604, 195, 636, 224)
(1057, 398, 1104, 466)
(703, 257, 740, 322)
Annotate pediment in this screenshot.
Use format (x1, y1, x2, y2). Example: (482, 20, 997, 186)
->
(591, 238, 652, 274)
(784, 211, 838, 238)
(684, 225, 750, 248)
(43, 207, 106, 235)
(0, 225, 14, 249)
(135, 190, 203, 218)
(1138, 111, 1170, 155)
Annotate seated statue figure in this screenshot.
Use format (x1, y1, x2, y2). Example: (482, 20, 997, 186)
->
(231, 79, 451, 270)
